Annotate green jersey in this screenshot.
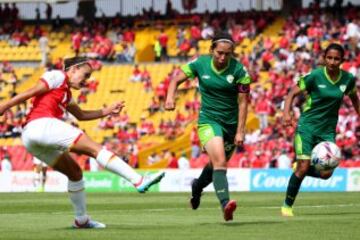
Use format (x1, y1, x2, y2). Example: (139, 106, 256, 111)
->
(181, 55, 251, 125)
(298, 67, 356, 133)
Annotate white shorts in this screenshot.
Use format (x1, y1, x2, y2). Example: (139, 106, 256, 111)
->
(22, 118, 83, 166)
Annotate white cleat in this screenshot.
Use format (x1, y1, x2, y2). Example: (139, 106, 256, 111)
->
(73, 219, 106, 229)
(136, 172, 165, 193)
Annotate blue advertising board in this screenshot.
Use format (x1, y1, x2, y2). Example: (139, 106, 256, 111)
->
(250, 169, 347, 192)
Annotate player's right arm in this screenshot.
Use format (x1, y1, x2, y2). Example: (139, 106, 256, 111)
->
(283, 85, 303, 126)
(165, 58, 200, 111)
(164, 70, 188, 111)
(0, 82, 48, 116)
(283, 72, 313, 126)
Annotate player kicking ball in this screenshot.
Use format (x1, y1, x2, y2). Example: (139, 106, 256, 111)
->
(0, 57, 165, 228)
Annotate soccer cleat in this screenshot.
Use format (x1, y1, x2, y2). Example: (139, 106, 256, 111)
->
(73, 219, 106, 229)
(281, 205, 294, 217)
(190, 179, 202, 210)
(136, 171, 165, 193)
(223, 200, 237, 221)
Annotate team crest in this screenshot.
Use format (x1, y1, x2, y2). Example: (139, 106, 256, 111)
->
(226, 75, 234, 84)
(339, 85, 346, 93)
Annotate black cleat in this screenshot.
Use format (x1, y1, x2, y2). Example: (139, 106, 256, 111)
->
(190, 179, 202, 210)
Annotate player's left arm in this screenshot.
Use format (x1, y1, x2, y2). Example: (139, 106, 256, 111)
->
(67, 101, 125, 121)
(235, 91, 249, 146)
(349, 88, 360, 116)
(234, 65, 251, 146)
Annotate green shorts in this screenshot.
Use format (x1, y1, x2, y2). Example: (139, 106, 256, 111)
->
(294, 128, 335, 160)
(198, 121, 237, 160)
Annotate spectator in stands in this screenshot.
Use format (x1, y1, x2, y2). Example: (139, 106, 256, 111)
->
(201, 23, 214, 40)
(158, 29, 169, 61)
(178, 152, 190, 170)
(167, 152, 178, 168)
(71, 31, 82, 56)
(0, 62, 9, 74)
(39, 33, 49, 67)
(116, 42, 136, 63)
(123, 27, 136, 43)
(165, 33, 251, 221)
(295, 31, 309, 48)
(190, 23, 201, 50)
(52, 14, 62, 31)
(1, 153, 12, 172)
(176, 27, 186, 48)
(178, 38, 191, 61)
(147, 152, 160, 165)
(154, 39, 161, 62)
(277, 150, 292, 169)
(255, 95, 271, 129)
(9, 72, 18, 92)
(45, 3, 52, 22)
(0, 56, 164, 228)
(345, 18, 360, 53)
(35, 7, 40, 22)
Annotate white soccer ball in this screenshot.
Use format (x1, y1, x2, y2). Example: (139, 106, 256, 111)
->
(311, 141, 341, 171)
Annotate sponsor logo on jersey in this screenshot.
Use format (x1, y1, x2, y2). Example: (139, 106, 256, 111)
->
(226, 75, 234, 84)
(339, 85, 346, 92)
(202, 75, 210, 79)
(318, 84, 326, 88)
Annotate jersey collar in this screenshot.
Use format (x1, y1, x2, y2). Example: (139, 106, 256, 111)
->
(211, 57, 230, 75)
(324, 67, 342, 85)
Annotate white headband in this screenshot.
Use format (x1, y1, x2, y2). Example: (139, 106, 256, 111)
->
(64, 61, 90, 70)
(212, 39, 234, 45)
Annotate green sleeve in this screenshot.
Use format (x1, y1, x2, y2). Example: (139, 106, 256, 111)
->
(235, 65, 252, 85)
(180, 58, 199, 79)
(346, 75, 357, 96)
(297, 72, 313, 92)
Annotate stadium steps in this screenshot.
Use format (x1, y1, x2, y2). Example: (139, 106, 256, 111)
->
(138, 124, 193, 168)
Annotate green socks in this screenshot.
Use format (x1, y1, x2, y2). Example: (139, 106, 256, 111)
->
(194, 164, 213, 193)
(284, 173, 303, 207)
(213, 169, 229, 207)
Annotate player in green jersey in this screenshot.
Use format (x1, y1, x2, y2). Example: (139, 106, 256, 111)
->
(281, 43, 360, 217)
(165, 33, 251, 221)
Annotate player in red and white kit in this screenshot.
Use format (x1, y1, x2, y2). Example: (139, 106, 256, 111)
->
(0, 57, 165, 229)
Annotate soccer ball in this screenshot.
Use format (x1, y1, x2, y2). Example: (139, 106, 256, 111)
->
(311, 141, 341, 171)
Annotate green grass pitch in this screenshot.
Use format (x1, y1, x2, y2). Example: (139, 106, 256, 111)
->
(0, 192, 359, 240)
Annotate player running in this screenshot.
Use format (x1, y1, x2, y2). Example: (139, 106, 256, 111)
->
(281, 43, 360, 217)
(165, 33, 251, 221)
(0, 56, 165, 228)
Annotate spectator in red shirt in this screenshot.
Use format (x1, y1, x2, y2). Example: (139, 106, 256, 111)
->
(190, 24, 201, 50)
(167, 152, 178, 168)
(158, 29, 169, 61)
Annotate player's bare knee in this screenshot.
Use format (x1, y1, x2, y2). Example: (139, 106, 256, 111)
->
(212, 159, 226, 169)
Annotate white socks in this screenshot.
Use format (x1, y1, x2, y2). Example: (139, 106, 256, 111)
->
(68, 179, 88, 224)
(96, 148, 142, 185)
